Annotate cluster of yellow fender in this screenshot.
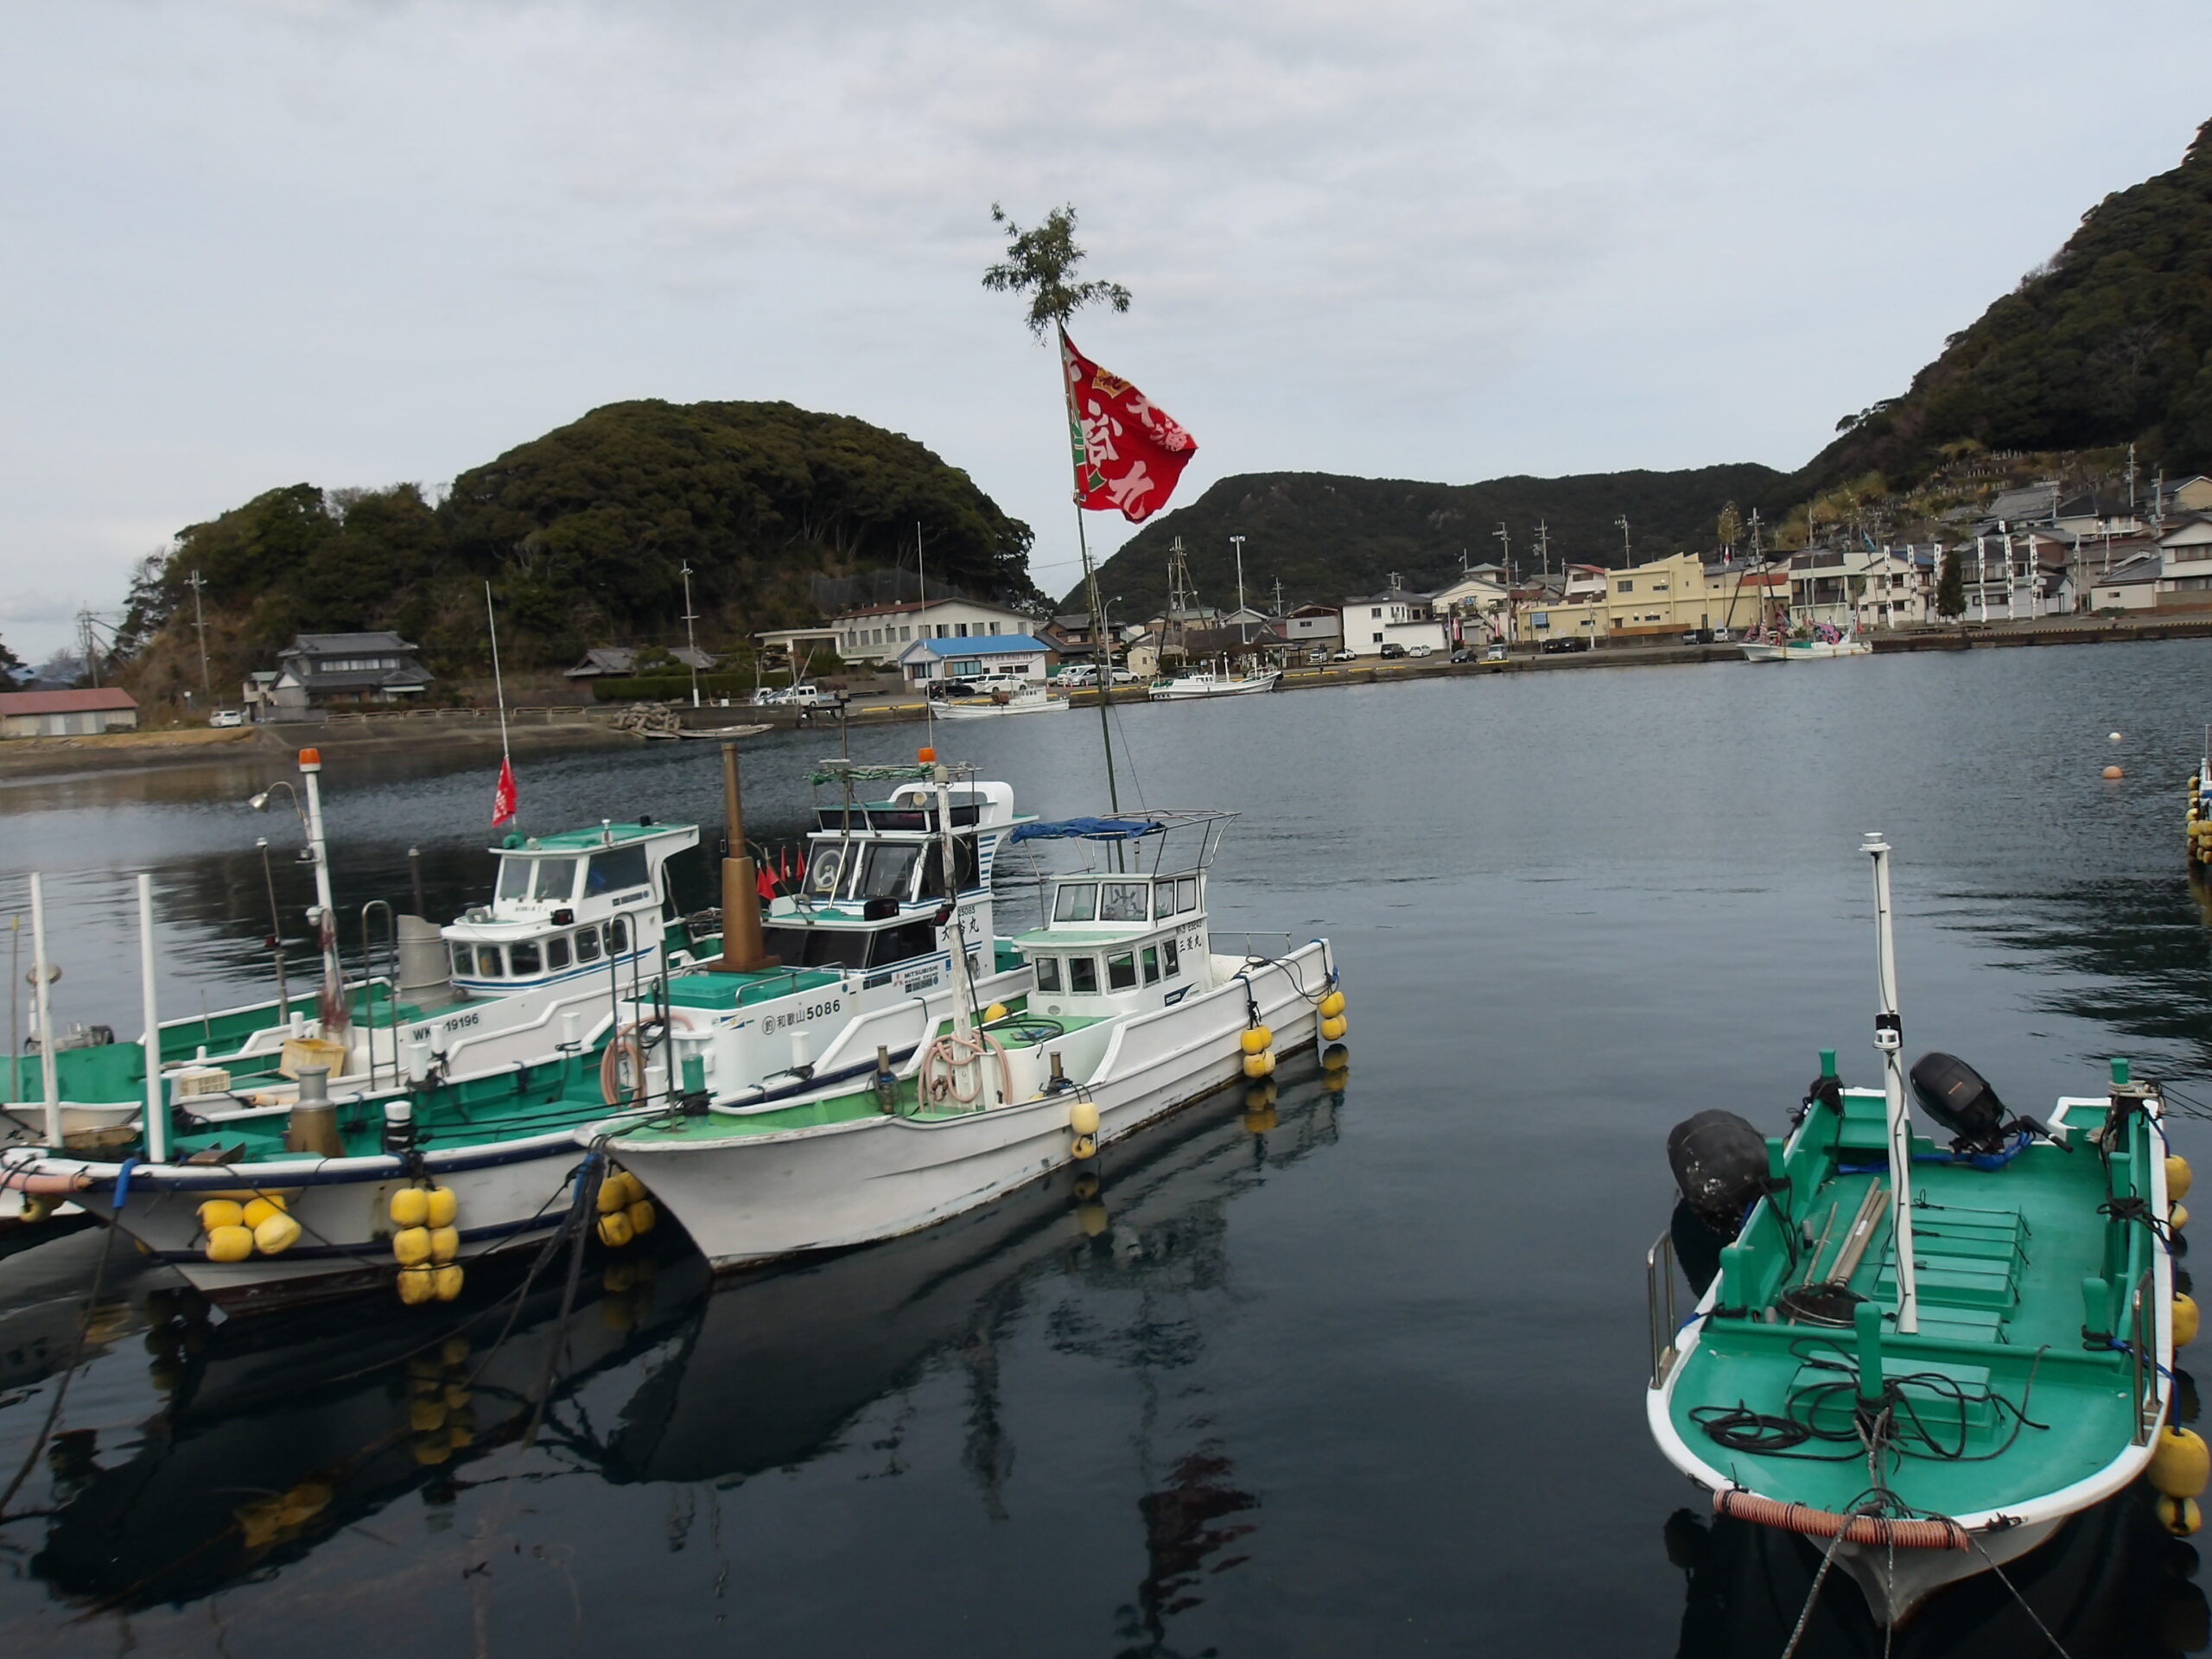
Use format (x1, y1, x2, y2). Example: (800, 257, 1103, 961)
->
(406, 1335, 477, 1465)
(197, 1192, 302, 1262)
(1319, 987, 1349, 1044)
(1241, 1024, 1276, 1080)
(596, 1166, 657, 1248)
(391, 1183, 463, 1304)
(2165, 1154, 2205, 1534)
(233, 1477, 335, 1550)
(2189, 776, 2210, 868)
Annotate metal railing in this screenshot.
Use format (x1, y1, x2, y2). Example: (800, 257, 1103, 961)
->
(2131, 1270, 2162, 1443)
(1648, 1226, 1681, 1389)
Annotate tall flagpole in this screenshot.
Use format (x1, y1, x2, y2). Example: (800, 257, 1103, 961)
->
(1062, 327, 1121, 816)
(485, 581, 512, 772)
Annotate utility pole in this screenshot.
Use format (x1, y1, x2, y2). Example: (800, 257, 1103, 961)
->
(77, 608, 100, 688)
(188, 569, 212, 705)
(1615, 516, 1632, 565)
(1535, 521, 1551, 582)
(1230, 535, 1249, 645)
(2127, 442, 2138, 518)
(679, 560, 702, 707)
(1493, 522, 1510, 574)
(1271, 575, 1284, 617)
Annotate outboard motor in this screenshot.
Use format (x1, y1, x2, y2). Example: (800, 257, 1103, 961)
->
(1667, 1110, 1771, 1236)
(1909, 1052, 2010, 1154)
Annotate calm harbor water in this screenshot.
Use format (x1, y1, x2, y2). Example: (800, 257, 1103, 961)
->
(4, 645, 2212, 1655)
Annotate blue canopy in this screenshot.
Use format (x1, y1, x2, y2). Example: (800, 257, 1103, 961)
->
(1009, 817, 1165, 842)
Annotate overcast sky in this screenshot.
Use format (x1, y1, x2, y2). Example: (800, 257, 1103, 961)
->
(3, 2, 2207, 661)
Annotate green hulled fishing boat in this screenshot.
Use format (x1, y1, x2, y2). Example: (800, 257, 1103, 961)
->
(1647, 833, 2202, 1625)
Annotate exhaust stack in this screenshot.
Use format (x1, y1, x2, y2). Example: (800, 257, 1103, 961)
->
(715, 741, 779, 974)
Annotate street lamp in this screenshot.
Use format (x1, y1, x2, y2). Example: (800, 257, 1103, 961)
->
(1230, 536, 1248, 645)
(680, 561, 702, 708)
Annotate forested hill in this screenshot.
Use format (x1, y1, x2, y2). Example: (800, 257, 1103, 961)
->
(120, 400, 1038, 696)
(1072, 463, 1783, 617)
(1786, 118, 2212, 509)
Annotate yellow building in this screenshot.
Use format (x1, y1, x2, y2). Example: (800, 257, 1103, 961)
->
(1599, 553, 1774, 640)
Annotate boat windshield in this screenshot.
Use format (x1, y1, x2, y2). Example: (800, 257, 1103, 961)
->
(497, 859, 532, 901)
(854, 843, 922, 901)
(534, 858, 578, 903)
(1054, 884, 1097, 922)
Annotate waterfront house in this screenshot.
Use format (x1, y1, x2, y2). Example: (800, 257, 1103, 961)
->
(563, 646, 714, 682)
(1342, 588, 1449, 657)
(2086, 550, 2162, 612)
(269, 632, 431, 715)
(758, 596, 1038, 671)
(2156, 517, 2212, 602)
(892, 632, 1053, 689)
(1785, 547, 1935, 632)
(0, 687, 138, 738)
(1431, 568, 1516, 644)
(1278, 604, 1342, 651)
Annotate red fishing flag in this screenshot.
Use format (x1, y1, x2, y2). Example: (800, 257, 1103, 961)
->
(492, 754, 518, 827)
(1060, 327, 1198, 523)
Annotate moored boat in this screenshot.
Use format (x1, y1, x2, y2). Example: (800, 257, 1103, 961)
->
(1737, 623, 1872, 663)
(587, 799, 1343, 1268)
(1647, 833, 2193, 1624)
(936, 683, 1071, 718)
(1146, 666, 1281, 700)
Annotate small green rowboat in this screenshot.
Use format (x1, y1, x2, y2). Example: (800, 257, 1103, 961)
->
(1647, 833, 2201, 1625)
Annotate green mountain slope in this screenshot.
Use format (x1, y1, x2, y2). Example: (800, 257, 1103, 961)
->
(1071, 463, 1784, 618)
(121, 400, 1038, 693)
(1785, 118, 2212, 509)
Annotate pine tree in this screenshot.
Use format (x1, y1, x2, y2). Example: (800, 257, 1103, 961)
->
(1936, 546, 1967, 619)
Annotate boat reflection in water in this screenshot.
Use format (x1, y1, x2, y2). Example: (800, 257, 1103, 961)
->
(19, 1053, 1346, 1631)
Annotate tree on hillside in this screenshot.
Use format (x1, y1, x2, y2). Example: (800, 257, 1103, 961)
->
(1937, 546, 1967, 619)
(0, 630, 23, 680)
(1717, 503, 1742, 555)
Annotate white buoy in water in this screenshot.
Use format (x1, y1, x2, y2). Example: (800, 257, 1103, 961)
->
(2110, 731, 2125, 741)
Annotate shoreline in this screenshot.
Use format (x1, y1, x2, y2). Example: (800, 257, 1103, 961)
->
(3, 613, 2207, 790)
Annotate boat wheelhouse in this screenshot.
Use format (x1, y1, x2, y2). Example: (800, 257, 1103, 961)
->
(588, 806, 1343, 1269)
(443, 821, 696, 996)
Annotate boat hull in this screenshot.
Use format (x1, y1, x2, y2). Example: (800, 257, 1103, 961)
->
(1737, 639, 1872, 662)
(1147, 671, 1281, 700)
(611, 942, 1332, 1267)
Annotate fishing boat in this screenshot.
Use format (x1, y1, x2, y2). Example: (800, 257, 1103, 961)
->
(4, 762, 709, 1143)
(584, 797, 1344, 1269)
(1146, 665, 1281, 700)
(2, 753, 1039, 1310)
(1646, 832, 2195, 1625)
(936, 683, 1071, 718)
(1738, 622, 1872, 663)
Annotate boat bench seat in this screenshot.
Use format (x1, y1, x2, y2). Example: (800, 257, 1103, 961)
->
(1872, 1203, 2028, 1319)
(1788, 1355, 2000, 1435)
(1832, 1089, 1894, 1153)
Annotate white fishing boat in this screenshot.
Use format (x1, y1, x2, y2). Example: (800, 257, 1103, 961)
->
(588, 800, 1344, 1268)
(3, 754, 1039, 1311)
(935, 683, 1071, 718)
(3, 752, 710, 1146)
(1738, 623, 1872, 662)
(1146, 667, 1281, 700)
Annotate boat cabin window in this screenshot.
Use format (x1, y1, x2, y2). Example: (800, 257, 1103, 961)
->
(1099, 882, 1147, 923)
(873, 919, 939, 964)
(807, 849, 843, 898)
(575, 926, 602, 964)
(855, 843, 922, 902)
(1034, 956, 1063, 992)
(1141, 945, 1160, 984)
(532, 858, 578, 903)
(547, 935, 571, 970)
(1107, 951, 1137, 990)
(607, 918, 630, 955)
(1067, 956, 1099, 994)
(919, 837, 980, 899)
(475, 946, 505, 978)
(497, 860, 532, 902)
(1155, 881, 1182, 917)
(1176, 876, 1198, 912)
(587, 846, 651, 897)
(1163, 938, 1179, 977)
(1053, 884, 1097, 923)
(450, 943, 472, 977)
(761, 923, 925, 970)
(511, 940, 542, 976)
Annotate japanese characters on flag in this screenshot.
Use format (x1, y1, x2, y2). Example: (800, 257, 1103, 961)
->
(492, 754, 518, 828)
(1059, 328, 1198, 524)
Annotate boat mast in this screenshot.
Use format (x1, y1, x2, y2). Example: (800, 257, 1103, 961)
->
(1866, 830, 1919, 1334)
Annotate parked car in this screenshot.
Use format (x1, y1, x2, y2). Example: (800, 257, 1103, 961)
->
(1379, 643, 1408, 660)
(208, 709, 245, 728)
(1541, 636, 1592, 654)
(1407, 644, 1434, 658)
(1109, 668, 1140, 685)
(1057, 664, 1097, 686)
(1484, 643, 1509, 662)
(752, 687, 789, 706)
(1306, 647, 1332, 665)
(781, 683, 835, 708)
(1330, 648, 1357, 662)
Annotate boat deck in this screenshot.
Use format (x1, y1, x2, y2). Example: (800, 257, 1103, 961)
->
(1665, 1088, 2158, 1521)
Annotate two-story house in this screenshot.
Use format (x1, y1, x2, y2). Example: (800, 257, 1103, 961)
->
(1342, 588, 1448, 657)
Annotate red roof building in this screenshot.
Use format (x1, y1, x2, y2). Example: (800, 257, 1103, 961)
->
(0, 687, 139, 737)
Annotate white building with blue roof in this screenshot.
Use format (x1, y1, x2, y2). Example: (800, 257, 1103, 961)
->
(893, 632, 1054, 687)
